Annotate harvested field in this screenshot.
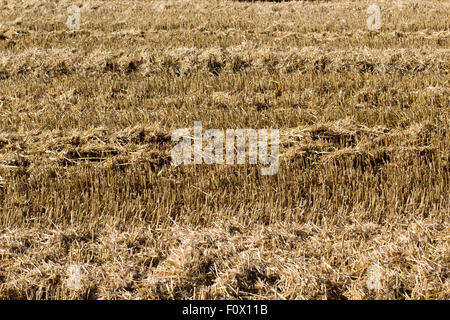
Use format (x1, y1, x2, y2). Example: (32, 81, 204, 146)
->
(0, 0, 448, 299)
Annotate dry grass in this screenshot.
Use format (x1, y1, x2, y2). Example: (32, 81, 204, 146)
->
(0, 0, 448, 299)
